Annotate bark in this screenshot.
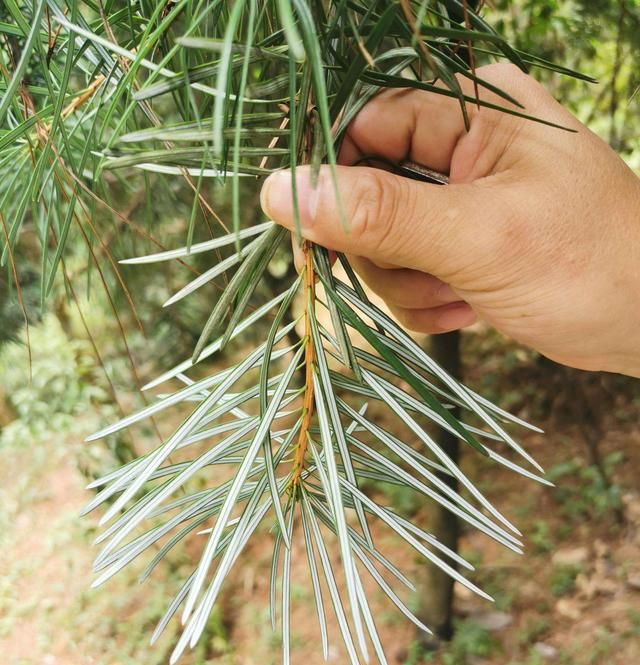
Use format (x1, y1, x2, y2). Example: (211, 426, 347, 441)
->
(416, 331, 461, 644)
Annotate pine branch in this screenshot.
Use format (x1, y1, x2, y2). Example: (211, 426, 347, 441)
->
(0, 1, 594, 662)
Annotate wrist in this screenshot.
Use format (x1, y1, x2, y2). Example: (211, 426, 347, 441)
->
(606, 177, 640, 378)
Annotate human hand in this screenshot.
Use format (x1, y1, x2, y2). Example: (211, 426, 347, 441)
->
(260, 64, 640, 377)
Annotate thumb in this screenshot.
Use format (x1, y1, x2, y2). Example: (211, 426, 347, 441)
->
(260, 164, 499, 279)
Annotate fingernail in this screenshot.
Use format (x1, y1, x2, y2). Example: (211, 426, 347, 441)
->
(436, 304, 477, 332)
(260, 166, 320, 229)
(260, 170, 291, 222)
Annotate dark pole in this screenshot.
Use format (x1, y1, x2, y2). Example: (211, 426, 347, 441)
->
(415, 331, 461, 643)
(415, 1, 480, 643)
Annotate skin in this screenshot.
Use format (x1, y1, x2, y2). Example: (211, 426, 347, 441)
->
(260, 64, 640, 378)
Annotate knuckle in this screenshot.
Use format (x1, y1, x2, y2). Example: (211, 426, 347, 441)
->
(471, 64, 540, 114)
(314, 168, 336, 224)
(349, 170, 387, 243)
(481, 62, 526, 84)
(482, 63, 547, 109)
(349, 170, 411, 256)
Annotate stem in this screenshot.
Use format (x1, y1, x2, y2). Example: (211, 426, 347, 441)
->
(291, 240, 316, 488)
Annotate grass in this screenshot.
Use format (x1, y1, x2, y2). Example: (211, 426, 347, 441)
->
(517, 617, 551, 645)
(549, 565, 582, 598)
(404, 620, 499, 665)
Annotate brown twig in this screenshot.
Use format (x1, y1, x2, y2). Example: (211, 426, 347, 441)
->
(259, 114, 290, 171)
(462, 0, 480, 110)
(290, 241, 316, 489)
(46, 6, 66, 66)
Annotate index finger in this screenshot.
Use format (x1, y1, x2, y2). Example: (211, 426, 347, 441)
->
(338, 86, 469, 173)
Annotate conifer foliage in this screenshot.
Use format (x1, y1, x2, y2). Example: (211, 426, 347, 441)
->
(0, 1, 588, 662)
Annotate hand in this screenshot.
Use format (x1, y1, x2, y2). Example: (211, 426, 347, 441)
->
(260, 64, 640, 377)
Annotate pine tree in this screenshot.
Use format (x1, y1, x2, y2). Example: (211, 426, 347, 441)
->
(0, 2, 590, 662)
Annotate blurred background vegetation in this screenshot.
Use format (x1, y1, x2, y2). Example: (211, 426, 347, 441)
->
(1, 1, 640, 664)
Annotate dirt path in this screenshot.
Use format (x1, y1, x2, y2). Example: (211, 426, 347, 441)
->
(0, 438, 96, 664)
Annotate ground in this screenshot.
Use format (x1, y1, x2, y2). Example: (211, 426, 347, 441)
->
(1, 328, 639, 665)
